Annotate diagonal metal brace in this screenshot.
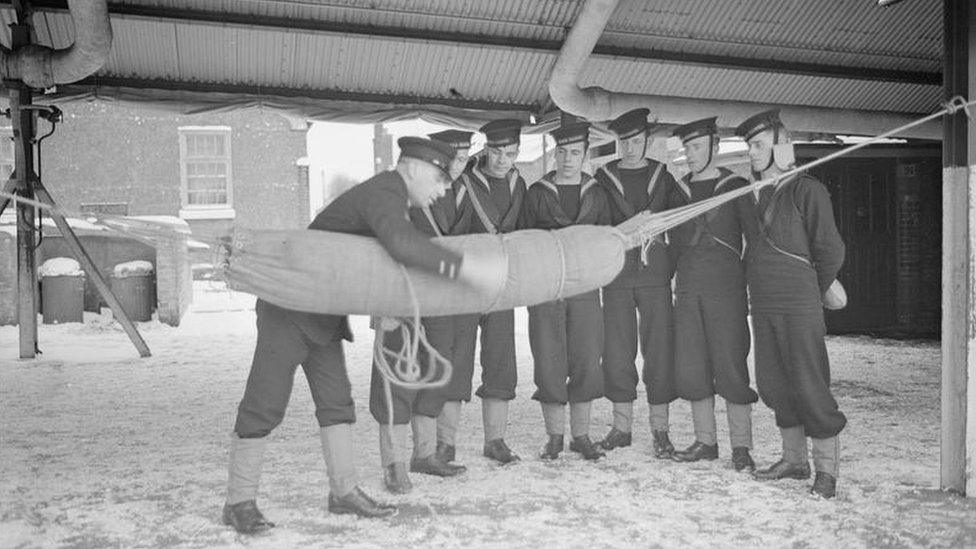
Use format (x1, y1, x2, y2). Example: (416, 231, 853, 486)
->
(32, 182, 152, 357)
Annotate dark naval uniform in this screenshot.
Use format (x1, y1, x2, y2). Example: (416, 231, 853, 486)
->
(368, 191, 467, 424)
(667, 117, 757, 468)
(224, 137, 460, 532)
(596, 158, 677, 407)
(669, 167, 757, 406)
(736, 109, 846, 498)
(235, 169, 464, 438)
(451, 158, 526, 404)
(746, 173, 846, 439)
(521, 172, 611, 405)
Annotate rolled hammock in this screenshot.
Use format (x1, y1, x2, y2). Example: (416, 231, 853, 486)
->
(221, 180, 764, 315)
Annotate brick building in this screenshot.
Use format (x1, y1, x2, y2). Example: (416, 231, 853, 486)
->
(0, 101, 310, 326)
(23, 101, 311, 239)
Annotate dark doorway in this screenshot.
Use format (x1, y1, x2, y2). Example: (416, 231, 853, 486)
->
(798, 151, 899, 334)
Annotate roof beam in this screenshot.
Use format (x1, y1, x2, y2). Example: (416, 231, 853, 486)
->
(54, 75, 538, 114)
(4, 0, 941, 86)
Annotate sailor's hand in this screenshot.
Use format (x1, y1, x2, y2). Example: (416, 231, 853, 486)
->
(458, 251, 507, 295)
(823, 279, 847, 310)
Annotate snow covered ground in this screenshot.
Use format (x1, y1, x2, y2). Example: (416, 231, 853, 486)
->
(2, 282, 975, 548)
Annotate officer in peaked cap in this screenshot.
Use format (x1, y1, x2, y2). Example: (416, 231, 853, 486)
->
(734, 110, 846, 499)
(521, 119, 612, 462)
(444, 118, 528, 466)
(369, 130, 476, 494)
(221, 135, 506, 534)
(593, 108, 681, 459)
(666, 117, 758, 471)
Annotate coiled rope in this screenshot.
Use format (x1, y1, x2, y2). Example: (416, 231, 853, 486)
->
(371, 265, 453, 429)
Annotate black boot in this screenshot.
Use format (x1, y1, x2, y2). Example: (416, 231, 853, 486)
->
(810, 472, 837, 499)
(652, 430, 675, 460)
(383, 462, 412, 494)
(328, 487, 397, 518)
(222, 500, 275, 534)
(483, 438, 521, 464)
(540, 435, 564, 460)
(569, 435, 606, 461)
(410, 455, 466, 477)
(671, 441, 719, 462)
(753, 459, 812, 481)
(731, 447, 755, 472)
(436, 441, 456, 464)
(598, 428, 632, 451)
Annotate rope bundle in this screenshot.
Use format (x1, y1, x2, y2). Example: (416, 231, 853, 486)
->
(371, 266, 453, 428)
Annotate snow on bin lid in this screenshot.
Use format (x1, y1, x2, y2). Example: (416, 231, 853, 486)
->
(113, 260, 155, 278)
(39, 257, 83, 277)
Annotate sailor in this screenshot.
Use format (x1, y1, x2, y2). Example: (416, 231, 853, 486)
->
(734, 109, 846, 498)
(445, 119, 527, 465)
(593, 108, 679, 458)
(222, 137, 500, 534)
(368, 130, 474, 494)
(520, 121, 612, 461)
(667, 117, 758, 471)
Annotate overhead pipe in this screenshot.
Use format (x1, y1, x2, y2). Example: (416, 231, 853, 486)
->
(548, 0, 942, 140)
(1, 0, 113, 89)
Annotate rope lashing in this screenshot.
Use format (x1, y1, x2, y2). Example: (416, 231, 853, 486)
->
(617, 95, 976, 249)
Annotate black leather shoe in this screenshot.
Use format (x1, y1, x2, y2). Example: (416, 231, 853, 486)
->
(732, 447, 756, 472)
(483, 438, 521, 464)
(540, 435, 564, 460)
(222, 500, 275, 534)
(436, 441, 456, 464)
(410, 455, 466, 477)
(383, 462, 412, 494)
(569, 435, 606, 461)
(652, 430, 675, 460)
(671, 441, 719, 462)
(810, 472, 837, 499)
(328, 487, 397, 518)
(598, 428, 632, 451)
(753, 459, 812, 481)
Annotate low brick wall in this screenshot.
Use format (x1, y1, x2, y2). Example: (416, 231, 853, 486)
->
(0, 225, 193, 327)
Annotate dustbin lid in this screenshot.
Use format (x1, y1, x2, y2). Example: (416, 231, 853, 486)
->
(113, 260, 155, 278)
(39, 257, 83, 277)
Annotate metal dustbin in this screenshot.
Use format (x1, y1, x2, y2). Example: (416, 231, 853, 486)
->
(39, 257, 85, 324)
(110, 260, 156, 322)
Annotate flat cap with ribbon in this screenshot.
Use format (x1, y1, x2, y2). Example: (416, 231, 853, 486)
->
(672, 116, 718, 143)
(734, 109, 784, 141)
(480, 119, 523, 147)
(428, 130, 474, 150)
(550, 121, 591, 146)
(608, 108, 651, 140)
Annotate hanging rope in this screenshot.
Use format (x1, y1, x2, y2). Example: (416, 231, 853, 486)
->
(371, 265, 454, 429)
(617, 95, 976, 249)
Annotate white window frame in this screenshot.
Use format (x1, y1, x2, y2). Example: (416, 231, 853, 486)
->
(178, 126, 235, 219)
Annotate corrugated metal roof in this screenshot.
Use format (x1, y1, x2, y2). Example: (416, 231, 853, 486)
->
(105, 0, 940, 72)
(603, 0, 941, 72)
(0, 0, 947, 126)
